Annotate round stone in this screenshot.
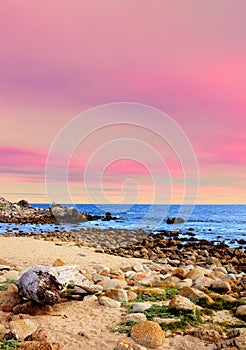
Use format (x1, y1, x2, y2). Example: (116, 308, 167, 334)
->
(131, 321, 165, 348)
(236, 305, 246, 316)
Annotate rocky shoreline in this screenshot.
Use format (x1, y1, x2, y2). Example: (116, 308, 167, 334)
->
(0, 197, 115, 224)
(9, 228, 246, 273)
(0, 196, 246, 349)
(0, 237, 246, 349)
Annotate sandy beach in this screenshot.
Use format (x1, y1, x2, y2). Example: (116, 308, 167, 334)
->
(0, 236, 148, 350)
(0, 235, 245, 350)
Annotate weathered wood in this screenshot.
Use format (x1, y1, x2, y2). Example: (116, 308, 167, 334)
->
(17, 266, 62, 305)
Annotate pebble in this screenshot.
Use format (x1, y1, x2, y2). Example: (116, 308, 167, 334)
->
(132, 302, 153, 312)
(99, 296, 121, 308)
(236, 305, 246, 316)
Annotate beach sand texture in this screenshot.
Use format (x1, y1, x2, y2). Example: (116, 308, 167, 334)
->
(0, 237, 147, 349)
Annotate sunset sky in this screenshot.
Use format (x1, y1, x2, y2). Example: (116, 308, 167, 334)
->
(1, 1, 245, 204)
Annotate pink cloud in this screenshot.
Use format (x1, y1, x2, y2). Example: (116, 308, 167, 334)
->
(0, 1, 245, 202)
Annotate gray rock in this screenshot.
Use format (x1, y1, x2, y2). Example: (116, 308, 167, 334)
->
(132, 302, 152, 312)
(99, 296, 121, 308)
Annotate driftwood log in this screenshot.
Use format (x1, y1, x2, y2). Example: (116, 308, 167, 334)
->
(17, 265, 103, 305)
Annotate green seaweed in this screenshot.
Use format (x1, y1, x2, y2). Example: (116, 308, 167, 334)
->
(132, 293, 166, 302)
(0, 339, 19, 350)
(142, 304, 203, 331)
(107, 320, 137, 335)
(216, 322, 246, 333)
(159, 321, 186, 333)
(0, 280, 18, 292)
(162, 287, 179, 299)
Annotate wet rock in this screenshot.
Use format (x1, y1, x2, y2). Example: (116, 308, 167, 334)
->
(166, 217, 185, 224)
(130, 321, 165, 348)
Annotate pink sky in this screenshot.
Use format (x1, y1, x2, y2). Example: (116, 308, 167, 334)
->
(0, 0, 245, 204)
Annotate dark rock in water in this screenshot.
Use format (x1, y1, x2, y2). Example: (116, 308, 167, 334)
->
(188, 227, 195, 231)
(17, 266, 62, 305)
(17, 199, 30, 208)
(187, 237, 197, 241)
(237, 239, 246, 245)
(166, 217, 185, 224)
(102, 211, 117, 221)
(186, 232, 196, 237)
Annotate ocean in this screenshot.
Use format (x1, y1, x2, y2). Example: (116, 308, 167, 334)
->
(0, 204, 245, 247)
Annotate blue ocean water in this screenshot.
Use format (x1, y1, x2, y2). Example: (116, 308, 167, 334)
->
(0, 204, 245, 246)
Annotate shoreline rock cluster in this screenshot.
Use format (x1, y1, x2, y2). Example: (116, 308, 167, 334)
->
(11, 228, 245, 273)
(0, 254, 246, 349)
(0, 197, 115, 224)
